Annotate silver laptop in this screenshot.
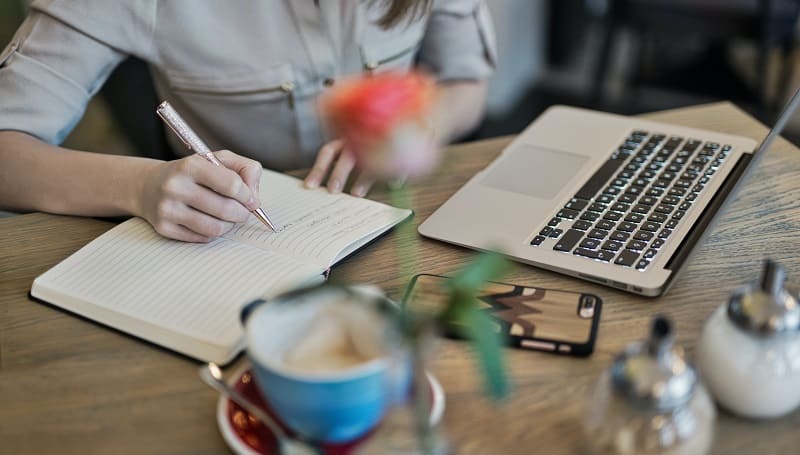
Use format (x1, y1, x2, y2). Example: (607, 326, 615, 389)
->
(419, 89, 800, 296)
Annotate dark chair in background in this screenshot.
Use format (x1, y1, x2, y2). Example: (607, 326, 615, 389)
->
(591, 0, 800, 117)
(100, 57, 171, 160)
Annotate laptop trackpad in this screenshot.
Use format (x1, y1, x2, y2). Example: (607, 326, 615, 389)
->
(480, 144, 589, 199)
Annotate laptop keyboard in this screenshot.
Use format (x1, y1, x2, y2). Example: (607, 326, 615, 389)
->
(530, 131, 731, 271)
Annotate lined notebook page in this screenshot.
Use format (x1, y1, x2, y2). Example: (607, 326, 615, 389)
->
(225, 170, 411, 267)
(32, 218, 322, 362)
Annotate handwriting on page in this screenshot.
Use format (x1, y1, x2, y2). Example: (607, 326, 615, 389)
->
(222, 170, 407, 266)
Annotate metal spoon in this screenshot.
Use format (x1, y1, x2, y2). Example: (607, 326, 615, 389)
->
(199, 362, 319, 455)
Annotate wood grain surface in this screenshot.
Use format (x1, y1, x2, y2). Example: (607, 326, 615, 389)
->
(2, 102, 799, 454)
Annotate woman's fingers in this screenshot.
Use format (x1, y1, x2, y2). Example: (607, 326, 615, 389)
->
(182, 155, 258, 210)
(180, 183, 251, 223)
(155, 221, 213, 243)
(305, 139, 344, 189)
(350, 172, 375, 197)
(326, 150, 356, 193)
(214, 149, 263, 201)
(170, 202, 236, 239)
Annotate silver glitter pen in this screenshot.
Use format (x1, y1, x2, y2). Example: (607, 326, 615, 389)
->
(156, 101, 281, 232)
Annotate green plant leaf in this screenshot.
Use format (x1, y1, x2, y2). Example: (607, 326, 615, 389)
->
(440, 251, 511, 399)
(467, 303, 509, 398)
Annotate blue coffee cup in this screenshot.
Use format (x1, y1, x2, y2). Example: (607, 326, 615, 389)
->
(241, 286, 410, 443)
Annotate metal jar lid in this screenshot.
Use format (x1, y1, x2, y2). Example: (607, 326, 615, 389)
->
(611, 317, 697, 412)
(727, 259, 800, 337)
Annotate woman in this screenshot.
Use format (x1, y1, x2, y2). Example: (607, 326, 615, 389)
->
(0, 0, 496, 242)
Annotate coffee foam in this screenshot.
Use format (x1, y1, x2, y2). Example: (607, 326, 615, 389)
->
(247, 290, 390, 376)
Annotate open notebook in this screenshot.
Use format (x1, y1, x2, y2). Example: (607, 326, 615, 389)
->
(31, 170, 411, 364)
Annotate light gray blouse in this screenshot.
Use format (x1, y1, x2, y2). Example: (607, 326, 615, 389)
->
(0, 0, 497, 171)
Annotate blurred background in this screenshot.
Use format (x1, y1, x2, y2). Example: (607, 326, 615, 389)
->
(2, 0, 799, 158)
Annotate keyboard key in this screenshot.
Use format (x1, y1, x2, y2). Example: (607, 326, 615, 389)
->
(610, 230, 630, 242)
(596, 220, 616, 231)
(548, 217, 562, 227)
(666, 219, 679, 229)
(617, 193, 637, 204)
(674, 179, 692, 189)
(654, 204, 674, 214)
(647, 213, 668, 223)
(575, 158, 627, 200)
(595, 249, 616, 262)
(636, 259, 650, 270)
(641, 221, 660, 232)
(684, 139, 701, 152)
(662, 196, 681, 205)
(549, 228, 563, 238)
(602, 240, 623, 251)
(580, 238, 601, 249)
(668, 188, 686, 197)
(554, 229, 585, 252)
(588, 202, 608, 212)
(625, 185, 644, 196)
(618, 221, 637, 232)
(685, 193, 697, 202)
(604, 186, 621, 195)
(652, 238, 665, 249)
(531, 235, 546, 246)
(639, 196, 658, 206)
(673, 210, 686, 220)
(540, 226, 553, 236)
(588, 229, 609, 240)
(643, 248, 658, 259)
(647, 188, 665, 197)
(574, 248, 599, 259)
(572, 220, 593, 230)
(632, 204, 651, 214)
(615, 249, 640, 266)
(580, 211, 602, 222)
(610, 202, 630, 212)
(658, 229, 673, 239)
(625, 213, 645, 223)
(634, 231, 654, 242)
(627, 240, 647, 251)
(692, 184, 704, 193)
(564, 198, 589, 211)
(603, 211, 623, 221)
(597, 194, 616, 204)
(557, 208, 579, 219)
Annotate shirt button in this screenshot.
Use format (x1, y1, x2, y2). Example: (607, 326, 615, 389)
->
(323, 78, 335, 87)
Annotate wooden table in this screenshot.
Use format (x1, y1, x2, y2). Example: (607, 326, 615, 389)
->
(2, 102, 800, 454)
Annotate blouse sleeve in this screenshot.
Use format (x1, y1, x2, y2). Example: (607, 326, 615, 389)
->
(0, 0, 156, 145)
(417, 0, 498, 82)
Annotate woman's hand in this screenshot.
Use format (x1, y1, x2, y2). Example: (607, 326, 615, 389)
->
(303, 139, 375, 197)
(137, 150, 262, 242)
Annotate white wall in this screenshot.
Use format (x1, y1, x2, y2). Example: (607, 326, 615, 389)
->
(484, 0, 548, 116)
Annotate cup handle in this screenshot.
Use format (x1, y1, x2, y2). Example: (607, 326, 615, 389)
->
(240, 298, 268, 326)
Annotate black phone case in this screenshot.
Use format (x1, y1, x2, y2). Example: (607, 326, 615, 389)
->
(401, 274, 603, 357)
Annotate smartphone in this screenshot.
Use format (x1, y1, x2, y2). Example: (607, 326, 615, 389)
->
(402, 274, 602, 356)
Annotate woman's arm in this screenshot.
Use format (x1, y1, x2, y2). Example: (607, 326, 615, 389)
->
(429, 80, 488, 144)
(0, 131, 262, 242)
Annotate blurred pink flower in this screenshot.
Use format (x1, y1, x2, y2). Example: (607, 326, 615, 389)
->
(321, 72, 438, 178)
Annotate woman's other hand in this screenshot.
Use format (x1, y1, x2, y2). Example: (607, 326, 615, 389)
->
(303, 139, 375, 197)
(137, 150, 262, 242)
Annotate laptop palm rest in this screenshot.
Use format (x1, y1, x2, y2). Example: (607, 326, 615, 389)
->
(480, 144, 589, 199)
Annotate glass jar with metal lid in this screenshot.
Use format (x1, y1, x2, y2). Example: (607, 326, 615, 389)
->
(583, 316, 715, 454)
(697, 259, 800, 419)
